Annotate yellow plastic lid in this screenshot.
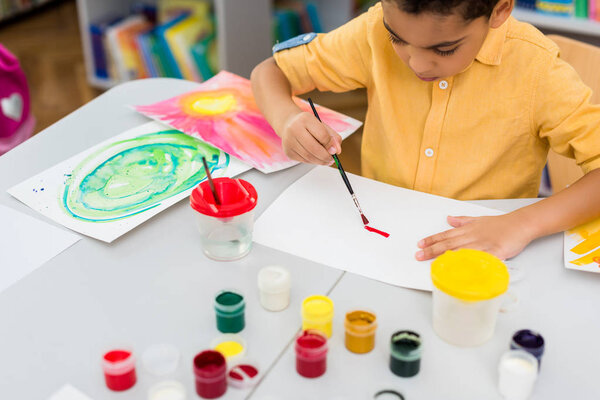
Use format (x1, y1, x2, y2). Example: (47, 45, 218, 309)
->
(302, 295, 334, 319)
(431, 249, 509, 301)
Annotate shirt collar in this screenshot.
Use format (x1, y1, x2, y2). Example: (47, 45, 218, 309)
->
(475, 17, 511, 66)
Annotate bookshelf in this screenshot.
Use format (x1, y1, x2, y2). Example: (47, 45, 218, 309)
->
(513, 7, 600, 37)
(76, 0, 355, 90)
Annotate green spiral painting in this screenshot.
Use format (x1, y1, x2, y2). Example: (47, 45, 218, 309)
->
(62, 129, 228, 222)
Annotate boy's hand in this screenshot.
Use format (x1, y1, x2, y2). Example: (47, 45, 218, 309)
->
(415, 213, 537, 261)
(281, 112, 342, 165)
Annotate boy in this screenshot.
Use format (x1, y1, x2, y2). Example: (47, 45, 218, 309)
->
(251, 0, 600, 262)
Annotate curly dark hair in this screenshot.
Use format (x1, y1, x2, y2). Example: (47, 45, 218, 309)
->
(385, 0, 501, 20)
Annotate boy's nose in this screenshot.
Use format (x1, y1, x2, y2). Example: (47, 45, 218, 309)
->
(408, 56, 434, 77)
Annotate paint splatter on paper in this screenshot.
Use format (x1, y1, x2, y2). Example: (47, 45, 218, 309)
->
(133, 71, 362, 173)
(8, 122, 251, 242)
(564, 217, 600, 273)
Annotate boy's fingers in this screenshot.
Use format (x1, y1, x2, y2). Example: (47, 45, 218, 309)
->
(324, 126, 343, 154)
(447, 215, 476, 228)
(297, 130, 335, 164)
(418, 228, 461, 248)
(307, 118, 341, 155)
(294, 136, 330, 165)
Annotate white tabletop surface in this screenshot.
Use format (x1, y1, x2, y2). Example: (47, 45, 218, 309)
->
(1, 78, 598, 400)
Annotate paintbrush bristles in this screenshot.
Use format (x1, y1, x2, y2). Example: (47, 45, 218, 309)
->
(361, 214, 369, 225)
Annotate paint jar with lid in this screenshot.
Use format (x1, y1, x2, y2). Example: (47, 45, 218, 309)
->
(190, 177, 257, 261)
(148, 380, 186, 400)
(214, 289, 245, 333)
(344, 310, 377, 354)
(193, 350, 227, 399)
(295, 330, 328, 378)
(431, 249, 509, 346)
(101, 348, 137, 391)
(510, 329, 545, 368)
(257, 265, 291, 311)
(389, 330, 422, 378)
(498, 349, 538, 400)
(302, 295, 334, 338)
(211, 334, 247, 366)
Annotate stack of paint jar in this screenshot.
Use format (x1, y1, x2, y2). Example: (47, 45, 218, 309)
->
(298, 294, 422, 380)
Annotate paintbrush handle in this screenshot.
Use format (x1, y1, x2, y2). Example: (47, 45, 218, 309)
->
(332, 154, 354, 195)
(307, 98, 356, 196)
(201, 156, 221, 205)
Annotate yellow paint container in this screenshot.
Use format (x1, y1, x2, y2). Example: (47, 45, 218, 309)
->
(301, 295, 334, 338)
(344, 310, 377, 354)
(211, 334, 247, 365)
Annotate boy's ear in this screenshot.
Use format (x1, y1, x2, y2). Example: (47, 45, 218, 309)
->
(489, 0, 514, 29)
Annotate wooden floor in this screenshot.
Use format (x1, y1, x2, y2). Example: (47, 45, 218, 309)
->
(0, 0, 109, 134)
(0, 0, 366, 174)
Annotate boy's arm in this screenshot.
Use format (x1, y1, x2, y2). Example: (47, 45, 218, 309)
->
(251, 57, 341, 165)
(416, 169, 600, 261)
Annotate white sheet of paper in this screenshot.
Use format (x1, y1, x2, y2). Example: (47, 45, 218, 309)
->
(8, 121, 251, 242)
(0, 204, 80, 294)
(563, 218, 600, 273)
(253, 167, 503, 291)
(48, 384, 94, 400)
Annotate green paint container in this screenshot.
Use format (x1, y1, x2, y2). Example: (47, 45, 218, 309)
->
(214, 290, 245, 333)
(389, 330, 422, 378)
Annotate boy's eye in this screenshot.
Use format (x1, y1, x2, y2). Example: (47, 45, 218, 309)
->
(434, 47, 459, 57)
(387, 33, 405, 45)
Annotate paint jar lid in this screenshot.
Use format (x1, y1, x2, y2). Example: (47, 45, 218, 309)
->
(344, 310, 377, 335)
(373, 390, 405, 400)
(511, 329, 545, 357)
(228, 361, 261, 389)
(211, 334, 247, 365)
(390, 330, 422, 361)
(101, 348, 136, 376)
(214, 289, 245, 314)
(301, 295, 334, 320)
(148, 380, 186, 400)
(257, 265, 291, 294)
(190, 178, 257, 218)
(431, 249, 509, 301)
(193, 350, 227, 381)
(295, 330, 328, 359)
(142, 344, 180, 376)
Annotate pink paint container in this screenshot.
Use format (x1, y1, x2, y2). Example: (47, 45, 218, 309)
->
(101, 349, 137, 391)
(295, 330, 328, 378)
(193, 350, 227, 399)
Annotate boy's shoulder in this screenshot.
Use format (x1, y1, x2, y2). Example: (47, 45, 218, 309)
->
(505, 17, 559, 58)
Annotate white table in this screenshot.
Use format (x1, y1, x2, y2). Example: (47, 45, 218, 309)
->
(0, 79, 598, 400)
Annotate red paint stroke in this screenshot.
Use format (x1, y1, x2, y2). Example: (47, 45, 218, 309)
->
(365, 225, 390, 238)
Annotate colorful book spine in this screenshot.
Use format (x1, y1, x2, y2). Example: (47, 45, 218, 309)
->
(535, 0, 574, 16)
(516, 0, 537, 9)
(574, 0, 588, 17)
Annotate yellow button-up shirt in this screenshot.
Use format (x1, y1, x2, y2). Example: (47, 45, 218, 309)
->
(273, 3, 600, 200)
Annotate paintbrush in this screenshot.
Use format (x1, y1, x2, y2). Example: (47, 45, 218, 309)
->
(201, 156, 221, 205)
(307, 98, 369, 225)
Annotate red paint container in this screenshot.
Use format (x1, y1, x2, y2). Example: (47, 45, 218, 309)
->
(193, 350, 227, 399)
(295, 330, 328, 378)
(101, 349, 136, 391)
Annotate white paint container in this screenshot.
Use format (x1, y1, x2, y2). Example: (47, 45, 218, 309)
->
(148, 380, 186, 400)
(498, 350, 538, 400)
(257, 266, 291, 311)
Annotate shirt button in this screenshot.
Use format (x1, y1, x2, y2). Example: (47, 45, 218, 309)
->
(438, 80, 448, 89)
(425, 148, 434, 157)
(302, 34, 312, 42)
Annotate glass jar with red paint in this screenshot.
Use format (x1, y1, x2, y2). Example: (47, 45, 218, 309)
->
(295, 330, 328, 378)
(193, 350, 227, 399)
(101, 349, 137, 391)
